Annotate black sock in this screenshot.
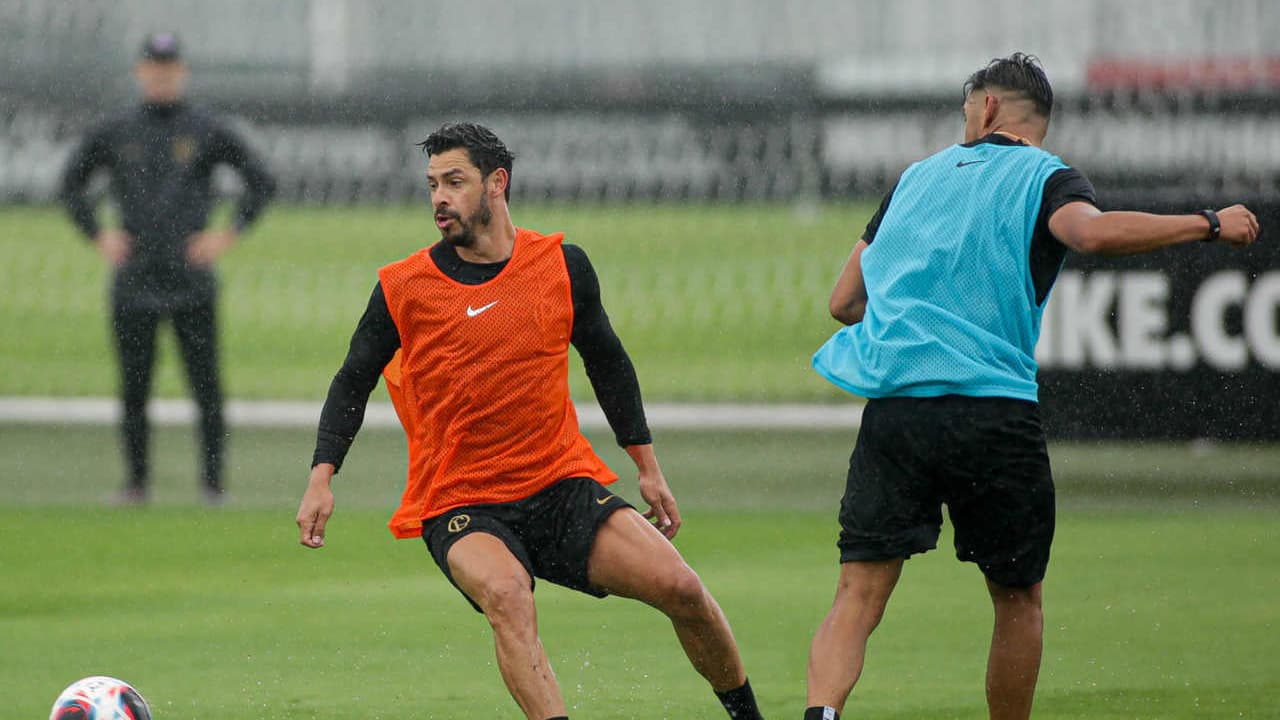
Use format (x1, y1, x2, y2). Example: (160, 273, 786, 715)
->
(804, 707, 839, 720)
(544, 717, 568, 720)
(716, 678, 764, 720)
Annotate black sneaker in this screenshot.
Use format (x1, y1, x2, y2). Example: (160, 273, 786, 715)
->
(109, 487, 149, 506)
(202, 488, 228, 507)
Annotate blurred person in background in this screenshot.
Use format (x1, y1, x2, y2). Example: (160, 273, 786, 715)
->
(295, 122, 765, 720)
(805, 52, 1258, 720)
(59, 32, 276, 505)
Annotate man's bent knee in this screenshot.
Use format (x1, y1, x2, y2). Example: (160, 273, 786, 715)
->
(988, 581, 1044, 628)
(987, 580, 1042, 607)
(650, 565, 710, 617)
(473, 576, 536, 627)
(834, 560, 900, 607)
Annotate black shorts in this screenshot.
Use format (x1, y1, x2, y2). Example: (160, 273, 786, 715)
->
(838, 395, 1055, 587)
(421, 477, 633, 612)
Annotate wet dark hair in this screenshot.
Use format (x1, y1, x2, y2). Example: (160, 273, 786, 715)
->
(417, 122, 515, 199)
(963, 52, 1053, 119)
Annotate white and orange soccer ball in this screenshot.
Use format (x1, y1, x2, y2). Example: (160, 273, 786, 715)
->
(49, 676, 151, 720)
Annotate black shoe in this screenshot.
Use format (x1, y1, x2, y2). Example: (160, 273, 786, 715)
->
(202, 488, 228, 507)
(109, 487, 149, 506)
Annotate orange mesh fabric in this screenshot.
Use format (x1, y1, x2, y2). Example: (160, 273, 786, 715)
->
(378, 228, 617, 538)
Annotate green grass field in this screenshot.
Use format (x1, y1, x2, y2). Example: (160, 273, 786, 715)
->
(0, 203, 870, 402)
(4, 202, 1278, 717)
(2, 424, 1278, 719)
(5, 507, 1277, 720)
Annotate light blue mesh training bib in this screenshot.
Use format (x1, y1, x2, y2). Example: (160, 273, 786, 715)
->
(813, 141, 1068, 401)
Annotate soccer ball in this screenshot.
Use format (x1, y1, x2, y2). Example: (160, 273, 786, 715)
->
(49, 676, 151, 720)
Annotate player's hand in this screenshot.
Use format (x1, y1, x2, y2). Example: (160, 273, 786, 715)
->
(94, 229, 132, 266)
(186, 228, 238, 266)
(1215, 205, 1260, 248)
(638, 468, 682, 540)
(296, 465, 336, 548)
(624, 444, 681, 539)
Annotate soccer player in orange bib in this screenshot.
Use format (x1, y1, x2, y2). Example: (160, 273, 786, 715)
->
(295, 123, 765, 720)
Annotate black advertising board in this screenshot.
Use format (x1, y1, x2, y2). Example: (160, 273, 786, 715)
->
(1038, 196, 1279, 440)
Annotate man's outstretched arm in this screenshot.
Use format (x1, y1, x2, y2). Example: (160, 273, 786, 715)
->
(563, 244, 682, 537)
(1049, 202, 1259, 255)
(297, 283, 400, 548)
(563, 244, 652, 448)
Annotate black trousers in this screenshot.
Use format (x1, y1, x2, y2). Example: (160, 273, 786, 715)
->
(112, 300, 225, 492)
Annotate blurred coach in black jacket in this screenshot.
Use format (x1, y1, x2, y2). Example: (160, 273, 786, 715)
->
(60, 32, 276, 504)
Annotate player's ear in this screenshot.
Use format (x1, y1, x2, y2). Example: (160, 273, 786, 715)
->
(982, 93, 1000, 132)
(488, 168, 509, 198)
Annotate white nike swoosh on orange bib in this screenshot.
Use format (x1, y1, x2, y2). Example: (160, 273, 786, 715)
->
(466, 301, 499, 317)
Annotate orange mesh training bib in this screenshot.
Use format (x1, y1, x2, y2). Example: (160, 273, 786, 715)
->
(378, 228, 617, 539)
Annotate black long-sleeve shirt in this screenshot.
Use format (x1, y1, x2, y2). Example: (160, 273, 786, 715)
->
(312, 240, 651, 472)
(60, 101, 276, 309)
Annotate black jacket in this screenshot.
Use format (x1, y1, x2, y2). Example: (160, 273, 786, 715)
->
(60, 101, 276, 309)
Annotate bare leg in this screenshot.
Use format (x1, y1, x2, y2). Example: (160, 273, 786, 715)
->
(588, 509, 746, 691)
(447, 532, 566, 720)
(985, 579, 1043, 720)
(805, 559, 903, 713)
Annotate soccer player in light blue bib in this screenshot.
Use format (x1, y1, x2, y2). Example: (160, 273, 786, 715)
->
(802, 53, 1259, 720)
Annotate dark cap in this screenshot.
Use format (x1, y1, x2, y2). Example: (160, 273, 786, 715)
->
(140, 32, 182, 62)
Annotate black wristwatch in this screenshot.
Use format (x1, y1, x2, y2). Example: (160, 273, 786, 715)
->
(1198, 209, 1221, 242)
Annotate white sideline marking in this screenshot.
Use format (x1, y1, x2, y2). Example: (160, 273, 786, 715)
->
(0, 397, 863, 430)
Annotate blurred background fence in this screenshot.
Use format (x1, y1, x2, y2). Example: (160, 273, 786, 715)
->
(0, 0, 1276, 439)
(3, 0, 1280, 203)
